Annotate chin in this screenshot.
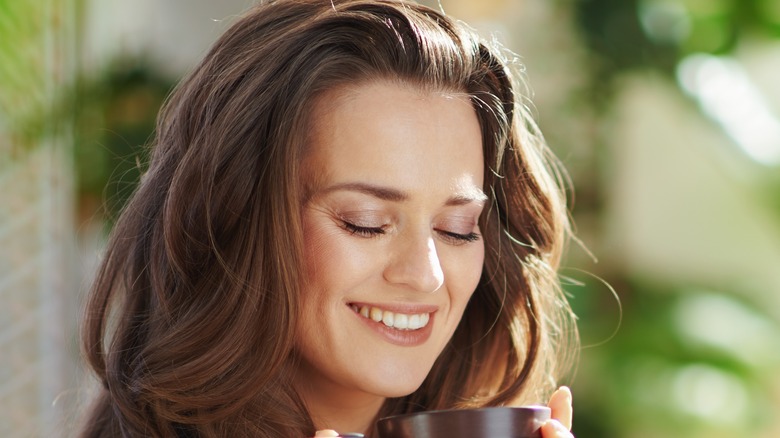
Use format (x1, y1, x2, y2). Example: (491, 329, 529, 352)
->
(360, 363, 432, 399)
(370, 381, 425, 399)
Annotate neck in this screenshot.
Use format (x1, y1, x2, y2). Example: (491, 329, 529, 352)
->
(294, 371, 386, 435)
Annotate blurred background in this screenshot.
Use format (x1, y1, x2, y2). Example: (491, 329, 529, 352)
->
(1, 0, 779, 436)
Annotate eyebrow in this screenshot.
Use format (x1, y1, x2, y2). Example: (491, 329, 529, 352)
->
(321, 182, 487, 205)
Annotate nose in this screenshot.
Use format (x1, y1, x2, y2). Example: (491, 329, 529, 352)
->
(383, 232, 444, 293)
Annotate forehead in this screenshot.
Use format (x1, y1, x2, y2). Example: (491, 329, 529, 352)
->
(302, 80, 484, 201)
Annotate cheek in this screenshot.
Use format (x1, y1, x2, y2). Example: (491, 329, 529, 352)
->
(297, 216, 348, 345)
(301, 213, 371, 297)
(301, 215, 340, 290)
(447, 243, 485, 306)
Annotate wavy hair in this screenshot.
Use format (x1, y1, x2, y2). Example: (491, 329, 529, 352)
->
(79, 0, 577, 436)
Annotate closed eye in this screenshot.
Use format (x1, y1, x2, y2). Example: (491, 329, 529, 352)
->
(342, 221, 386, 237)
(342, 221, 480, 244)
(436, 229, 481, 245)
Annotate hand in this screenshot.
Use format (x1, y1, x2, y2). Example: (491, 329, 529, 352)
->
(313, 430, 364, 437)
(541, 386, 574, 438)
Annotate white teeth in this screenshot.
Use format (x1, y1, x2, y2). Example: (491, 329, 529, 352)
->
(382, 311, 394, 327)
(353, 305, 430, 330)
(369, 307, 383, 322)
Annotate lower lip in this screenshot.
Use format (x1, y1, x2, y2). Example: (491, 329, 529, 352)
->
(351, 307, 435, 347)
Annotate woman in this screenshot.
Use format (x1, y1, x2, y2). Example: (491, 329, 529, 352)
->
(79, 0, 578, 437)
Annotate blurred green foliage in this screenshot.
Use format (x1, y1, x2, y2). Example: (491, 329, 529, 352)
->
(574, 0, 780, 71)
(72, 59, 173, 221)
(572, 0, 780, 108)
(0, 0, 61, 162)
(566, 1, 780, 436)
(566, 273, 779, 437)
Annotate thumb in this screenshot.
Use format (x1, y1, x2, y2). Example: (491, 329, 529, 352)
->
(547, 386, 573, 430)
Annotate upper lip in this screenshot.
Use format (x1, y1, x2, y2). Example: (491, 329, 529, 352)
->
(347, 301, 439, 314)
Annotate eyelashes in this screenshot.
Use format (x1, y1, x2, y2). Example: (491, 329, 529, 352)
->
(437, 230, 481, 244)
(342, 221, 386, 237)
(341, 221, 480, 245)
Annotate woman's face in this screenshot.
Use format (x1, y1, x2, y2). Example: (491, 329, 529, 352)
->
(295, 81, 485, 404)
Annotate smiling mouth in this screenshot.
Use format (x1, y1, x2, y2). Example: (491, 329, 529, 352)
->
(349, 304, 431, 330)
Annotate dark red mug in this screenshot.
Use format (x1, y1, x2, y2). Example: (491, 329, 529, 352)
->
(376, 406, 550, 438)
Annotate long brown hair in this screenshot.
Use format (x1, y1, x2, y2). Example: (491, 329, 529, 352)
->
(79, 0, 577, 436)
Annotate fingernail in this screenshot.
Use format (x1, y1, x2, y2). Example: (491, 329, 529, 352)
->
(559, 385, 572, 402)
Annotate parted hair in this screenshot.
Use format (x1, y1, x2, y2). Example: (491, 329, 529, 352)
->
(79, 0, 577, 436)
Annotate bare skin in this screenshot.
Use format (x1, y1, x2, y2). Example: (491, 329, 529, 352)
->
(543, 386, 575, 438)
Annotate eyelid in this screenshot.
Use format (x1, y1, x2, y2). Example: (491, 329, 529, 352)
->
(433, 214, 481, 245)
(340, 219, 387, 238)
(336, 210, 388, 225)
(435, 215, 478, 233)
(435, 229, 481, 245)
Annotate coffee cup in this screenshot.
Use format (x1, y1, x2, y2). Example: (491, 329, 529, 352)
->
(376, 405, 550, 438)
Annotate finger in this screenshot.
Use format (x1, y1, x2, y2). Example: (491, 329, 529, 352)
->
(547, 386, 573, 430)
(541, 419, 574, 438)
(314, 430, 340, 437)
